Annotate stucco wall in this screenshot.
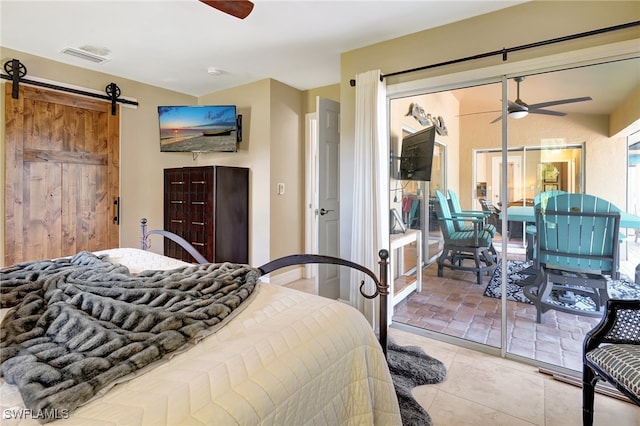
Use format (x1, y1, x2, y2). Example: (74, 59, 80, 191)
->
(457, 111, 627, 209)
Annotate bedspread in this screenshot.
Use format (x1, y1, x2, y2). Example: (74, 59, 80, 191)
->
(1, 249, 401, 425)
(0, 251, 259, 423)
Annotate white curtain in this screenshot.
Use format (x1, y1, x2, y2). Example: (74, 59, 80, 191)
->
(349, 70, 389, 327)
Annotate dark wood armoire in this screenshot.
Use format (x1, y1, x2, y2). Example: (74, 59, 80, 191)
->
(164, 165, 249, 264)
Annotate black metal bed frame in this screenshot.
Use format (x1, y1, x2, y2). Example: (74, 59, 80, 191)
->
(140, 218, 391, 357)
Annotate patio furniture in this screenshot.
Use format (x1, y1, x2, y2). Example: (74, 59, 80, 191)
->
(582, 299, 640, 426)
(506, 199, 535, 239)
(389, 229, 423, 323)
(524, 190, 568, 259)
(503, 204, 639, 268)
(523, 194, 621, 323)
(503, 206, 640, 231)
(478, 198, 503, 235)
(434, 190, 497, 285)
(447, 190, 497, 237)
(407, 198, 420, 229)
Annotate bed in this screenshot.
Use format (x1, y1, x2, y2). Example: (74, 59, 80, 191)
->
(0, 221, 400, 425)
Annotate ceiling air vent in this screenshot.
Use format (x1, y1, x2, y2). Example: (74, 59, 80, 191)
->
(60, 47, 110, 64)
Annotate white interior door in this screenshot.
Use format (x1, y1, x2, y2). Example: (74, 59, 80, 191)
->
(491, 155, 522, 204)
(316, 97, 340, 299)
(304, 113, 318, 279)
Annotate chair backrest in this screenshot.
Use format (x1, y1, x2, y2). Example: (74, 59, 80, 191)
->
(534, 190, 567, 210)
(479, 198, 499, 214)
(479, 198, 501, 230)
(407, 199, 420, 227)
(535, 193, 620, 275)
(447, 189, 466, 229)
(435, 190, 457, 237)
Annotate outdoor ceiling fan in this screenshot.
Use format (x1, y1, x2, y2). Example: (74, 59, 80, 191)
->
(199, 1, 254, 19)
(489, 76, 592, 124)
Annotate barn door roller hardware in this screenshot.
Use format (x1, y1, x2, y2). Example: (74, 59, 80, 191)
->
(1, 59, 138, 115)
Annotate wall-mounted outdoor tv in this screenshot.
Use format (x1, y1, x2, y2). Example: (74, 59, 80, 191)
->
(399, 125, 436, 181)
(158, 105, 240, 152)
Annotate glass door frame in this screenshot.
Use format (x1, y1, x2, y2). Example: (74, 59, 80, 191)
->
(385, 43, 640, 365)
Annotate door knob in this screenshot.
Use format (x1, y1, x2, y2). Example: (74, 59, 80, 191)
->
(319, 208, 334, 216)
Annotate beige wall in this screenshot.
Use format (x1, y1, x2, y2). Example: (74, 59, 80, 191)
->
(0, 47, 195, 265)
(197, 79, 274, 267)
(269, 80, 304, 261)
(339, 1, 639, 297)
(611, 85, 640, 137)
(198, 79, 306, 270)
(2, 2, 639, 284)
(0, 47, 304, 268)
(457, 111, 627, 209)
(388, 91, 460, 213)
(302, 84, 340, 114)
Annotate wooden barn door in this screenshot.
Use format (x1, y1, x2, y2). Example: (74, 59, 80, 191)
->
(4, 85, 119, 265)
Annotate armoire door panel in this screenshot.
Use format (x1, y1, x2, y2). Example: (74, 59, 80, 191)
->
(164, 166, 248, 264)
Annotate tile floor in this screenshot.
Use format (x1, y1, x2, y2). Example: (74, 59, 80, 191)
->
(283, 277, 640, 425)
(391, 262, 602, 371)
(388, 327, 640, 426)
(391, 233, 640, 371)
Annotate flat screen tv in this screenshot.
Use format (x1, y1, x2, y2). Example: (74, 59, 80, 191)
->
(399, 125, 436, 181)
(158, 105, 240, 152)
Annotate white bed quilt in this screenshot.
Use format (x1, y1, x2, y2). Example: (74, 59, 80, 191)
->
(1, 248, 401, 425)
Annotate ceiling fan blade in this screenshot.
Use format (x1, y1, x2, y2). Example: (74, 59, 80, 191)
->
(489, 115, 502, 124)
(530, 109, 566, 116)
(457, 110, 500, 117)
(527, 96, 592, 110)
(199, 1, 254, 19)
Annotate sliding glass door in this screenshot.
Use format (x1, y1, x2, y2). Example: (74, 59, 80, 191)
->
(389, 56, 640, 373)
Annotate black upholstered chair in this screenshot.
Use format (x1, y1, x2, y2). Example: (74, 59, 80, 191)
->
(583, 299, 640, 426)
(448, 190, 497, 237)
(478, 198, 503, 235)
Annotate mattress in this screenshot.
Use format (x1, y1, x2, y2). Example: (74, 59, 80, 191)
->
(1, 248, 401, 425)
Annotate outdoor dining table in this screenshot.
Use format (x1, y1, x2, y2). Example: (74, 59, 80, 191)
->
(503, 206, 640, 229)
(501, 206, 640, 263)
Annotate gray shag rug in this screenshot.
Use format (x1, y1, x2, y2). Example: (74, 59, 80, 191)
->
(387, 338, 447, 426)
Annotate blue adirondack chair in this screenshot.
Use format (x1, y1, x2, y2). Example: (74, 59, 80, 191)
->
(447, 189, 497, 237)
(434, 190, 497, 285)
(524, 190, 568, 259)
(407, 198, 420, 229)
(525, 190, 626, 261)
(523, 193, 621, 323)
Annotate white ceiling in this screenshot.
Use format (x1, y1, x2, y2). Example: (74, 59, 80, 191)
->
(1, 0, 528, 96)
(1, 0, 637, 120)
(452, 59, 640, 118)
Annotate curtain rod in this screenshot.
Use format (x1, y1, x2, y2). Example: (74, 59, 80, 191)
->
(349, 20, 640, 87)
(1, 59, 138, 115)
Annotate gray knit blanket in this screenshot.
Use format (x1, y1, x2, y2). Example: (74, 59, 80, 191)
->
(0, 251, 259, 423)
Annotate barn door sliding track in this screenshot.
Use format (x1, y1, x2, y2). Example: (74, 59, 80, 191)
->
(0, 58, 138, 115)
